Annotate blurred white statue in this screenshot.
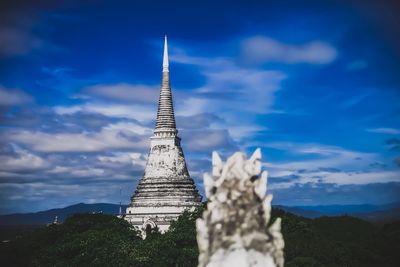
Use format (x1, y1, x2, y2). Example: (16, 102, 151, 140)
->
(196, 149, 284, 267)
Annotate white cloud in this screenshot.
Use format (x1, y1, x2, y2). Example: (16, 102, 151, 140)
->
(262, 141, 400, 187)
(268, 168, 399, 190)
(182, 129, 234, 152)
(367, 128, 400, 135)
(0, 149, 50, 173)
(98, 152, 147, 168)
(6, 122, 150, 152)
(265, 141, 374, 158)
(176, 113, 223, 130)
(0, 85, 33, 106)
(319, 170, 400, 185)
(241, 36, 337, 64)
(104, 122, 152, 135)
(175, 97, 209, 116)
(172, 50, 286, 114)
(202, 68, 286, 113)
(227, 125, 267, 141)
(170, 50, 230, 67)
(81, 83, 159, 104)
(54, 102, 156, 122)
(48, 166, 105, 178)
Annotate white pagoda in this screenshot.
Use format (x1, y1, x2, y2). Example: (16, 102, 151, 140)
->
(125, 36, 202, 234)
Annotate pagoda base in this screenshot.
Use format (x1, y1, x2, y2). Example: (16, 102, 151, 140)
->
(125, 203, 200, 236)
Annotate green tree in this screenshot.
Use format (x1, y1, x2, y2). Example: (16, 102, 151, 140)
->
(1, 207, 399, 267)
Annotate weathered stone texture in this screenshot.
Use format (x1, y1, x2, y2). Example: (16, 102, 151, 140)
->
(125, 36, 201, 235)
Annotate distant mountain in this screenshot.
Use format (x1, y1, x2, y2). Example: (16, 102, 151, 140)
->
(274, 205, 324, 218)
(291, 202, 400, 215)
(0, 203, 127, 226)
(1, 202, 399, 226)
(354, 207, 400, 223)
(278, 202, 400, 223)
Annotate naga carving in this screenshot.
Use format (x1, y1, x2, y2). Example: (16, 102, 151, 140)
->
(196, 149, 284, 267)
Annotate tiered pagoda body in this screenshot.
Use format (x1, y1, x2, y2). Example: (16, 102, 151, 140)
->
(125, 36, 202, 234)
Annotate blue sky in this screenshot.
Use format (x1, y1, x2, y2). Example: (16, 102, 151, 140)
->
(0, 0, 399, 214)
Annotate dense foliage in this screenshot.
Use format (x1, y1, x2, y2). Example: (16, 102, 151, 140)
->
(271, 209, 400, 267)
(1, 208, 399, 266)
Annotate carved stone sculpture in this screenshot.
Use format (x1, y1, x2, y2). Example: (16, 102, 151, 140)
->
(196, 149, 284, 267)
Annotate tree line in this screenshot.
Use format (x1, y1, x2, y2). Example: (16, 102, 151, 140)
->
(0, 207, 399, 266)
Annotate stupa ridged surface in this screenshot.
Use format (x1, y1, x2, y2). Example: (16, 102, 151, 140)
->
(125, 36, 202, 233)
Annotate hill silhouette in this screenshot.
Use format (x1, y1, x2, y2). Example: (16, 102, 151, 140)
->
(1, 202, 399, 226)
(0, 203, 128, 226)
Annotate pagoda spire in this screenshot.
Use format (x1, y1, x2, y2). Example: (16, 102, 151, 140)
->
(163, 35, 169, 72)
(155, 35, 177, 136)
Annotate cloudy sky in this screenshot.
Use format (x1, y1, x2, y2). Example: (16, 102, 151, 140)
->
(1, 0, 399, 214)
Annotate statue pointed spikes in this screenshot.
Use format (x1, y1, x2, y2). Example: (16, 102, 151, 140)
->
(212, 151, 222, 167)
(247, 148, 262, 174)
(249, 147, 262, 162)
(254, 170, 268, 198)
(203, 173, 214, 198)
(269, 217, 285, 267)
(212, 151, 223, 177)
(263, 194, 273, 222)
(270, 217, 281, 232)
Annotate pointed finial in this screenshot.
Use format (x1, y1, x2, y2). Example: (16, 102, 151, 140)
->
(163, 34, 169, 72)
(212, 151, 223, 177)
